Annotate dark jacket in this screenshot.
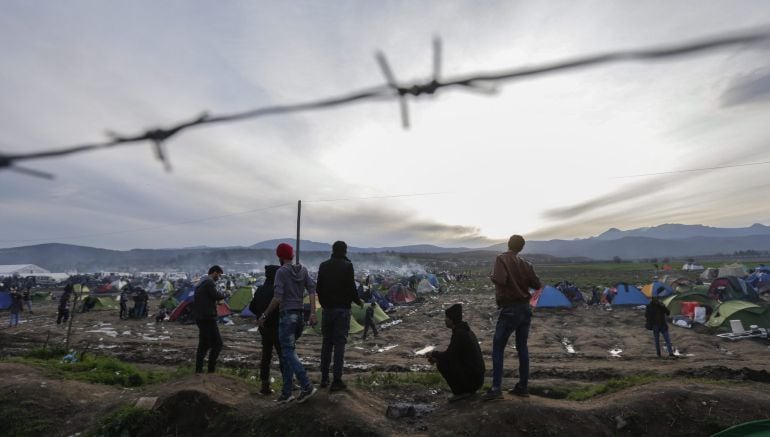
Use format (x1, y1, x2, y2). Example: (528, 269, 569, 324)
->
(59, 290, 72, 311)
(22, 289, 31, 301)
(365, 305, 375, 322)
(10, 292, 23, 313)
(249, 266, 280, 329)
(491, 252, 542, 307)
(317, 254, 360, 309)
(646, 298, 670, 329)
(433, 321, 485, 383)
(193, 275, 227, 321)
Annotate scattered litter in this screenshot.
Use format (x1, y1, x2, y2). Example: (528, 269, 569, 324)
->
(122, 331, 131, 336)
(141, 335, 171, 341)
(247, 327, 259, 332)
(673, 348, 694, 357)
(414, 346, 435, 356)
(98, 345, 118, 349)
(609, 348, 623, 358)
(377, 344, 398, 353)
(353, 346, 366, 351)
(634, 305, 646, 310)
(561, 338, 577, 354)
(379, 319, 402, 330)
(86, 329, 118, 337)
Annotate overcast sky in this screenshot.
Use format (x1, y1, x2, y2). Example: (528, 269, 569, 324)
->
(2, 1, 770, 250)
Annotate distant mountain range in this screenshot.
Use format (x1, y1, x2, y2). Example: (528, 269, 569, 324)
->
(1, 223, 770, 272)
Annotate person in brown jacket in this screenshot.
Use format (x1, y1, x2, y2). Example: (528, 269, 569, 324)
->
(482, 235, 542, 401)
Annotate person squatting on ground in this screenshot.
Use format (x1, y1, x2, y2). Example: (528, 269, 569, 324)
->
(646, 288, 675, 358)
(316, 241, 364, 391)
(362, 302, 379, 340)
(483, 234, 542, 401)
(258, 243, 319, 404)
(193, 265, 228, 374)
(57, 284, 73, 325)
(249, 265, 284, 395)
(428, 303, 485, 402)
(9, 288, 22, 327)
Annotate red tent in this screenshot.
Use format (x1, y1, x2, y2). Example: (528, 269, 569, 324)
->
(387, 284, 416, 304)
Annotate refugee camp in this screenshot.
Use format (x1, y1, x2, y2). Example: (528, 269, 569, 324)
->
(2, 2, 770, 436)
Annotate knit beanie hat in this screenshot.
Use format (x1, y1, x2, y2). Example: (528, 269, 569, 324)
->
(276, 243, 294, 260)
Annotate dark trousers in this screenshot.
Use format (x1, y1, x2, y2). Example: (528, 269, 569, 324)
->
(437, 358, 483, 395)
(653, 324, 674, 356)
(492, 303, 532, 390)
(56, 308, 69, 324)
(195, 319, 223, 373)
(363, 318, 378, 339)
(320, 308, 350, 383)
(259, 325, 283, 382)
(119, 303, 127, 319)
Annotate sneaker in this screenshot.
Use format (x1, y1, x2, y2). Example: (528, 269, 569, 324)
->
(329, 380, 347, 392)
(275, 393, 295, 404)
(448, 392, 473, 403)
(481, 389, 504, 401)
(296, 386, 318, 403)
(508, 384, 530, 397)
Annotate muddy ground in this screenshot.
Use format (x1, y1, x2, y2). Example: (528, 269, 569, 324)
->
(1, 286, 770, 436)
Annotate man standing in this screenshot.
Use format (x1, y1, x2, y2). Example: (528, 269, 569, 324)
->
(482, 235, 542, 401)
(646, 288, 675, 358)
(316, 241, 363, 391)
(119, 289, 128, 320)
(249, 265, 283, 395)
(57, 284, 73, 325)
(22, 282, 33, 314)
(258, 243, 318, 404)
(9, 288, 22, 327)
(193, 265, 228, 374)
(428, 304, 485, 402)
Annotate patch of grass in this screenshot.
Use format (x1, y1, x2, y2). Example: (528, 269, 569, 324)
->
(354, 371, 447, 390)
(14, 349, 172, 387)
(0, 393, 55, 437)
(566, 374, 661, 401)
(85, 405, 164, 437)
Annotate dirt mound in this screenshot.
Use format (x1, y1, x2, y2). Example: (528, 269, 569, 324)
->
(156, 390, 232, 435)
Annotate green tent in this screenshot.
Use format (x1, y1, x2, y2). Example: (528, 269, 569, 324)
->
(662, 291, 717, 316)
(310, 308, 364, 335)
(159, 297, 179, 311)
(706, 300, 770, 330)
(83, 296, 118, 311)
(351, 303, 390, 325)
(228, 286, 253, 312)
(712, 419, 770, 436)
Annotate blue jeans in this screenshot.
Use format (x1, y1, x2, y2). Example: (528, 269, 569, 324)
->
(653, 325, 673, 356)
(9, 312, 20, 326)
(491, 303, 532, 390)
(25, 300, 32, 312)
(320, 308, 351, 383)
(279, 310, 312, 396)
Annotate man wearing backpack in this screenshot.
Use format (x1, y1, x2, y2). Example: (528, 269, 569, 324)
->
(250, 265, 283, 395)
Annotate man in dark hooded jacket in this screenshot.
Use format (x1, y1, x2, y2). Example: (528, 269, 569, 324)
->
(316, 241, 363, 391)
(428, 303, 485, 402)
(193, 265, 227, 374)
(249, 265, 283, 394)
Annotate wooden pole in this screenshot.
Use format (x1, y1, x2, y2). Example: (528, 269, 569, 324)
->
(65, 286, 79, 350)
(296, 200, 301, 264)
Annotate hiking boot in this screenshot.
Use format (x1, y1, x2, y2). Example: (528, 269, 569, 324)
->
(329, 380, 347, 392)
(481, 389, 504, 401)
(275, 393, 295, 404)
(448, 392, 473, 403)
(508, 384, 530, 397)
(296, 386, 318, 403)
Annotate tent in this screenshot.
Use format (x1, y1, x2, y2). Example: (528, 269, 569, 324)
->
(662, 291, 717, 316)
(73, 284, 90, 295)
(682, 263, 704, 271)
(311, 308, 364, 335)
(556, 281, 585, 303)
(612, 283, 649, 306)
(228, 286, 253, 312)
(159, 297, 179, 311)
(660, 275, 690, 288)
(708, 277, 758, 302)
(530, 286, 572, 308)
(746, 272, 770, 293)
(427, 274, 440, 288)
(719, 263, 748, 278)
(388, 284, 416, 304)
(169, 300, 231, 321)
(641, 282, 674, 298)
(369, 290, 393, 311)
(240, 306, 256, 318)
(0, 291, 11, 310)
(700, 268, 719, 282)
(712, 419, 770, 437)
(754, 265, 770, 274)
(351, 303, 390, 324)
(706, 300, 770, 330)
(416, 279, 437, 294)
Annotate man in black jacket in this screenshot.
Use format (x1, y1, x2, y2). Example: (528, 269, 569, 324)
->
(316, 241, 363, 391)
(249, 265, 283, 394)
(193, 265, 227, 374)
(428, 304, 485, 402)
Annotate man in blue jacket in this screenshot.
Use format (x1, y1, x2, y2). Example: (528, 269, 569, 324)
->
(193, 265, 227, 374)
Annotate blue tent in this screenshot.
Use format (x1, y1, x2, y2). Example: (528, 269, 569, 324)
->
(427, 274, 440, 288)
(0, 291, 10, 310)
(530, 286, 572, 308)
(240, 306, 256, 318)
(613, 283, 650, 305)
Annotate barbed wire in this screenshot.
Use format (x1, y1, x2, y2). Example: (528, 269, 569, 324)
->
(2, 27, 769, 179)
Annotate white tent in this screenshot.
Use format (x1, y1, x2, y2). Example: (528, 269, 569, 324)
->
(416, 278, 437, 294)
(682, 263, 704, 271)
(0, 264, 51, 276)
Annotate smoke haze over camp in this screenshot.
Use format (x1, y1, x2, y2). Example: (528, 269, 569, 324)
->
(2, 1, 770, 250)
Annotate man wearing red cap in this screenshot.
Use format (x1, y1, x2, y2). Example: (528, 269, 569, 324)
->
(258, 243, 318, 404)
